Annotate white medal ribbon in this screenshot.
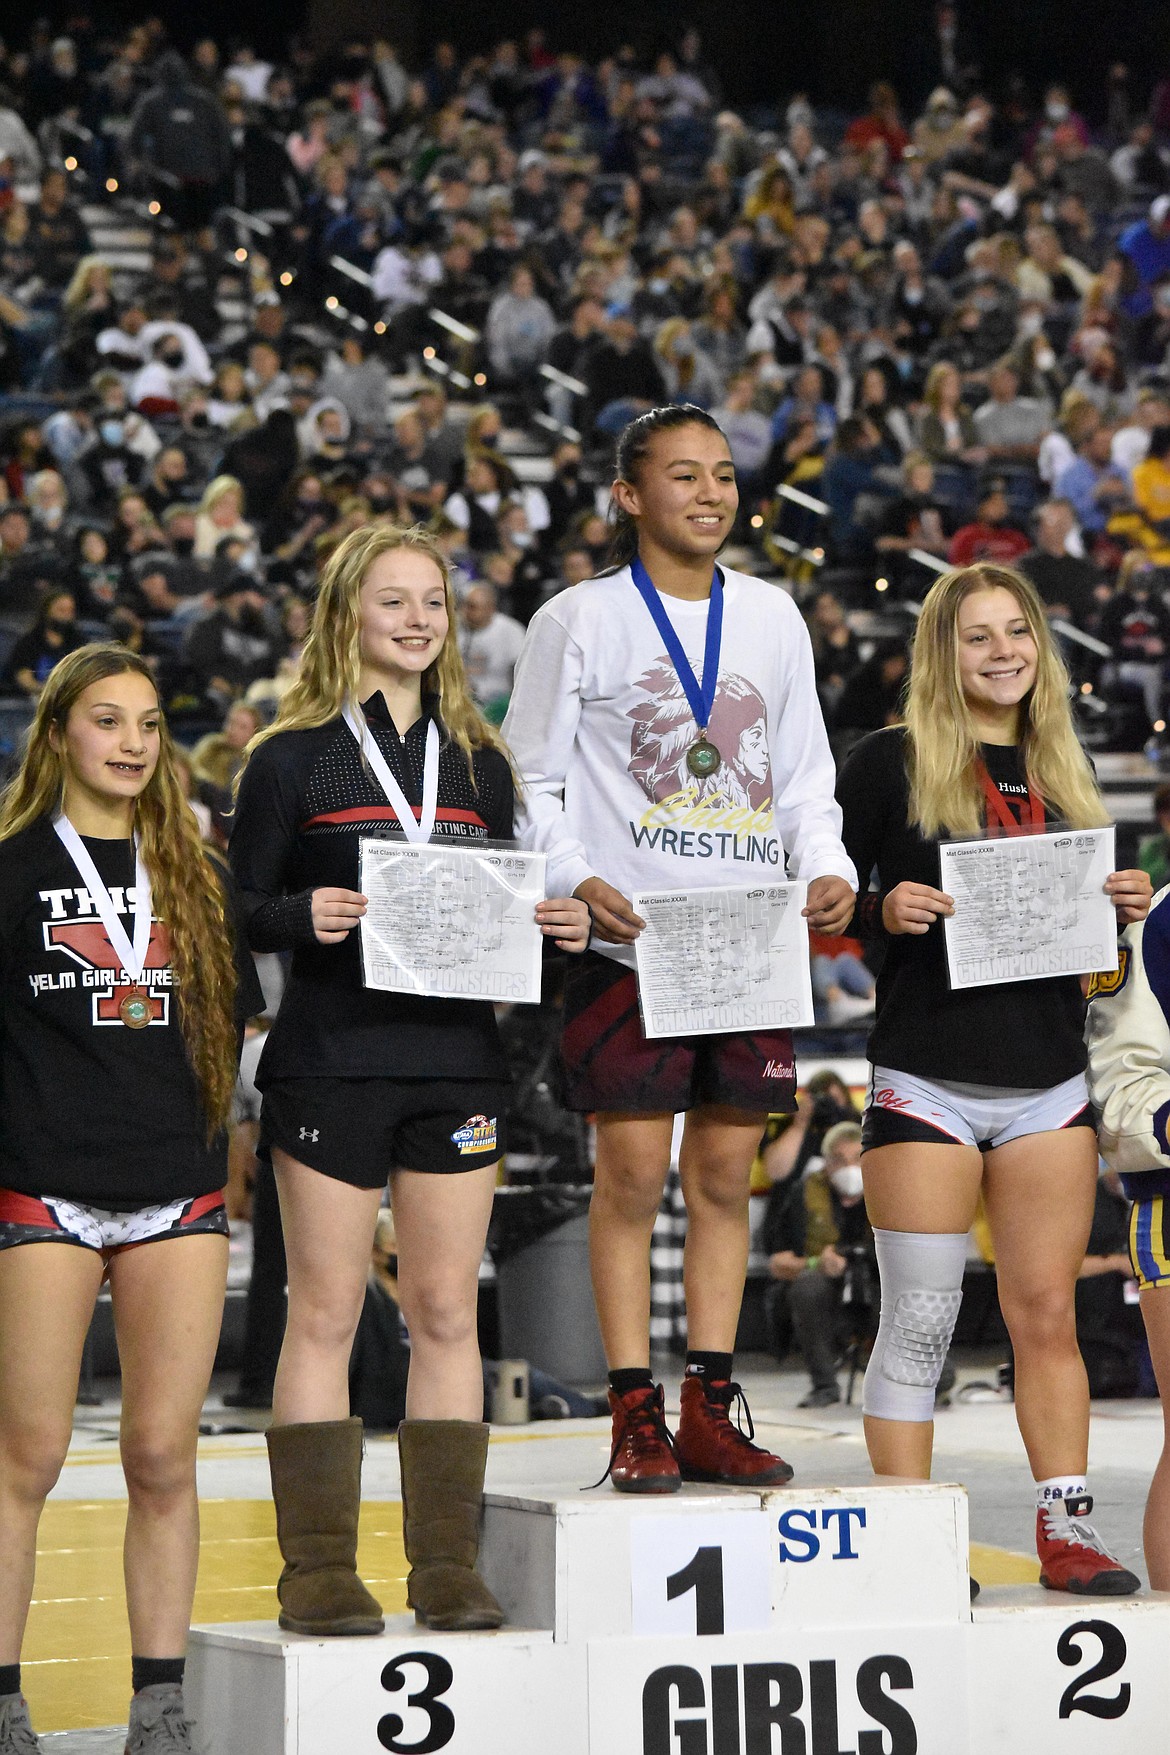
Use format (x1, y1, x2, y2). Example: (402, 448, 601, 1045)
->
(54, 814, 153, 984)
(343, 702, 440, 844)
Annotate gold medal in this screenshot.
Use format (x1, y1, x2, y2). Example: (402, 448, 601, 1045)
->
(686, 737, 722, 778)
(119, 985, 153, 1029)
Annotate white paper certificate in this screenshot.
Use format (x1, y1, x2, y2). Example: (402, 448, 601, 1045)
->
(939, 825, 1118, 991)
(631, 882, 814, 1039)
(358, 839, 546, 1004)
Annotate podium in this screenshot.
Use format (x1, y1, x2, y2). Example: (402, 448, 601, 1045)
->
(187, 1479, 1170, 1754)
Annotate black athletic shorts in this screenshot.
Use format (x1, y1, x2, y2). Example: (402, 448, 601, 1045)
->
(259, 1077, 510, 1186)
(560, 950, 796, 1116)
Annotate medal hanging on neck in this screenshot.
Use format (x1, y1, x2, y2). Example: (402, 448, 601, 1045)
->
(53, 815, 154, 1027)
(629, 556, 724, 777)
(977, 760, 1046, 837)
(342, 702, 440, 842)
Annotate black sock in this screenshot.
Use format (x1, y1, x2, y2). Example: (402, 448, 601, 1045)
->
(0, 1663, 19, 1698)
(609, 1367, 654, 1396)
(132, 1656, 185, 1695)
(686, 1350, 734, 1383)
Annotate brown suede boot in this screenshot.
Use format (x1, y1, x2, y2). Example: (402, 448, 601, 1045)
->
(398, 1420, 504, 1631)
(266, 1418, 385, 1636)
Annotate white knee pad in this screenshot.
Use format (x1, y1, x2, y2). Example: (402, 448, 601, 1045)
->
(863, 1229, 967, 1422)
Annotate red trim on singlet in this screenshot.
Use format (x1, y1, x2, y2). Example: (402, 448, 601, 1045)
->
(182, 1190, 226, 1225)
(301, 805, 488, 830)
(0, 1189, 58, 1226)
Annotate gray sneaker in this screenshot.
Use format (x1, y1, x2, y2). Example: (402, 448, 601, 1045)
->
(0, 1694, 41, 1755)
(124, 1685, 195, 1754)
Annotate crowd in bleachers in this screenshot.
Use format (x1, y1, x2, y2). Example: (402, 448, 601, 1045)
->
(6, 20, 1170, 791)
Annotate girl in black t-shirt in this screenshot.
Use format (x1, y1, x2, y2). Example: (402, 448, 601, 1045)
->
(837, 564, 1150, 1596)
(230, 525, 588, 1639)
(0, 645, 250, 1754)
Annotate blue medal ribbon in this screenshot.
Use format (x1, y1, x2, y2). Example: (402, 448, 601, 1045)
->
(629, 556, 723, 734)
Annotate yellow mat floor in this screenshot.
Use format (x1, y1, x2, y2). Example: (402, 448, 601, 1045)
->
(25, 1500, 1038, 1733)
(24, 1500, 408, 1732)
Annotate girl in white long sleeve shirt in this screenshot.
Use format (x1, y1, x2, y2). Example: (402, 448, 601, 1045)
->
(503, 404, 856, 1493)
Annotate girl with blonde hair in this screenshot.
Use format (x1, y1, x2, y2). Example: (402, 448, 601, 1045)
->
(836, 563, 1150, 1596)
(62, 254, 113, 314)
(230, 524, 589, 1638)
(0, 645, 259, 1754)
(193, 474, 255, 561)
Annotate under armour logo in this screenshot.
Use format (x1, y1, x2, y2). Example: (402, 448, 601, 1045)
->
(299, 1127, 320, 1143)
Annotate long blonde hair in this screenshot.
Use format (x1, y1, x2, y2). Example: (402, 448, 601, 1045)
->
(244, 523, 512, 781)
(0, 647, 239, 1132)
(63, 254, 110, 312)
(904, 564, 1108, 838)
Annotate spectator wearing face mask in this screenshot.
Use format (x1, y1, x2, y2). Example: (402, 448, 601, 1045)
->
(764, 1122, 876, 1408)
(137, 314, 214, 387)
(130, 332, 191, 416)
(183, 572, 280, 708)
(78, 409, 146, 509)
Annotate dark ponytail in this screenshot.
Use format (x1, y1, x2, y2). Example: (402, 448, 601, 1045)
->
(603, 403, 728, 572)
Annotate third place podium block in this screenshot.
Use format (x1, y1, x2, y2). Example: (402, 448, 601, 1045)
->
(186, 1478, 1170, 1754)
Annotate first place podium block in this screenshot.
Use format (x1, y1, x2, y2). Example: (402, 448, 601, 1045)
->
(187, 1478, 1170, 1755)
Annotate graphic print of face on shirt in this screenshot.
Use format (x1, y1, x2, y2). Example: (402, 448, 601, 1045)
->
(627, 663, 772, 812)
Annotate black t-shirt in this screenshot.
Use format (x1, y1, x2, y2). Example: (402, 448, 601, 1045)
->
(0, 818, 261, 1207)
(229, 695, 515, 1085)
(836, 725, 1090, 1087)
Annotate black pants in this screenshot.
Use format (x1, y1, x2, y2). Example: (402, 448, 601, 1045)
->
(767, 1273, 843, 1391)
(236, 1159, 287, 1397)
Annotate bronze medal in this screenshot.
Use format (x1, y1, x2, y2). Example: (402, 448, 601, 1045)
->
(686, 736, 722, 778)
(119, 985, 152, 1029)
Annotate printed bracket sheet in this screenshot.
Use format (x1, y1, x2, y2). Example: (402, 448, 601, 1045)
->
(939, 825, 1117, 991)
(631, 880, 814, 1038)
(359, 839, 546, 1003)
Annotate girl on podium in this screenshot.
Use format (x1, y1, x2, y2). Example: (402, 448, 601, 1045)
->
(0, 645, 258, 1755)
(503, 404, 857, 1491)
(837, 564, 1149, 1593)
(230, 526, 589, 1636)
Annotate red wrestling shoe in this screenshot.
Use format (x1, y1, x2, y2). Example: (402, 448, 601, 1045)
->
(1036, 1495, 1140, 1595)
(600, 1383, 681, 1494)
(674, 1375, 794, 1486)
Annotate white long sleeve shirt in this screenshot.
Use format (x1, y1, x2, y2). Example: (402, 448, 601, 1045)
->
(1086, 885, 1170, 1199)
(503, 563, 857, 966)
